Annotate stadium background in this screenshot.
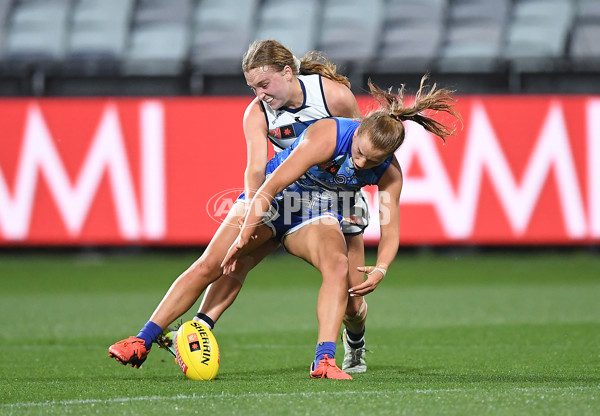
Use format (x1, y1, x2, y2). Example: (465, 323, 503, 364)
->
(1, 1, 599, 415)
(1, 0, 599, 247)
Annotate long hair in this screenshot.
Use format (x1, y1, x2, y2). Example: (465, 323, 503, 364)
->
(357, 75, 461, 153)
(242, 40, 351, 88)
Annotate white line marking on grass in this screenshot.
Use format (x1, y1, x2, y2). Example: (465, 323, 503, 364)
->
(3, 386, 598, 409)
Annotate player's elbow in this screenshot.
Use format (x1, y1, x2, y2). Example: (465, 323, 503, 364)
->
(245, 167, 265, 181)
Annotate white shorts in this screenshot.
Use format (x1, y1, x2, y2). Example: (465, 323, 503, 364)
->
(261, 189, 369, 240)
(340, 190, 369, 235)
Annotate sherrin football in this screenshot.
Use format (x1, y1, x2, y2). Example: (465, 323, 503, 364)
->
(174, 320, 220, 380)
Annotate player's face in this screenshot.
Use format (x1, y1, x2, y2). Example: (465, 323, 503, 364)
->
(350, 131, 390, 170)
(245, 66, 292, 110)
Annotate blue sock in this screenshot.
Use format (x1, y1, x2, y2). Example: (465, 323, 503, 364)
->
(136, 321, 163, 350)
(314, 341, 336, 367)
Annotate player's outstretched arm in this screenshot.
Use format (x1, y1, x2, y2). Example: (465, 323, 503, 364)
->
(350, 157, 402, 297)
(222, 119, 338, 270)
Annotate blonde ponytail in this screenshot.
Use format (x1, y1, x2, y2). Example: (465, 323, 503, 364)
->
(358, 75, 461, 153)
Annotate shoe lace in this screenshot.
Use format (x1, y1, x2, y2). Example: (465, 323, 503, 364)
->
(118, 337, 146, 359)
(164, 319, 183, 336)
(350, 347, 367, 363)
(312, 355, 337, 378)
(155, 319, 182, 353)
(319, 355, 333, 379)
(132, 338, 147, 356)
(132, 344, 143, 358)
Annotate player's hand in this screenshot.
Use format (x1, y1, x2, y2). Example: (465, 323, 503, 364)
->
(221, 236, 244, 275)
(237, 202, 250, 227)
(349, 265, 387, 297)
(221, 231, 256, 274)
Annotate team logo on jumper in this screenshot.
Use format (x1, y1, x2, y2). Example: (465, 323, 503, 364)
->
(187, 333, 201, 352)
(318, 161, 341, 176)
(269, 124, 296, 139)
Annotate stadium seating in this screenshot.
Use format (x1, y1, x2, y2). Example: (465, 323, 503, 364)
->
(371, 0, 448, 74)
(66, 0, 135, 73)
(504, 0, 575, 71)
(0, 0, 13, 56)
(316, 0, 385, 72)
(4, 0, 71, 64)
(190, 0, 260, 75)
(0, 0, 599, 94)
(569, 0, 600, 70)
(124, 0, 193, 75)
(437, 0, 510, 73)
(253, 0, 320, 58)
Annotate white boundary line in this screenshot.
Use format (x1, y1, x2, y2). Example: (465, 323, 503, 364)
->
(2, 386, 598, 409)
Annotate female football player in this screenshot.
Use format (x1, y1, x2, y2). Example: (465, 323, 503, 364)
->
(219, 77, 459, 379)
(109, 74, 459, 379)
(187, 39, 372, 373)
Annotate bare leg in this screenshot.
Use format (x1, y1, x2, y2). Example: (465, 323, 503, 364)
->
(283, 218, 349, 343)
(149, 203, 272, 329)
(343, 233, 367, 333)
(198, 238, 280, 323)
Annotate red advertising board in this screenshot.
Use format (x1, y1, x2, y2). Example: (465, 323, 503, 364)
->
(0, 95, 599, 246)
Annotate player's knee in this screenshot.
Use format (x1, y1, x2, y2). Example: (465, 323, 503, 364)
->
(321, 252, 349, 283)
(189, 256, 222, 283)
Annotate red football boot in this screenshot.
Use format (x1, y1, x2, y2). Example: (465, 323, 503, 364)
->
(108, 336, 149, 368)
(309, 355, 353, 380)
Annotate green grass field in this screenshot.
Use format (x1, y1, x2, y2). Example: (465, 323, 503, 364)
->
(0, 249, 599, 415)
